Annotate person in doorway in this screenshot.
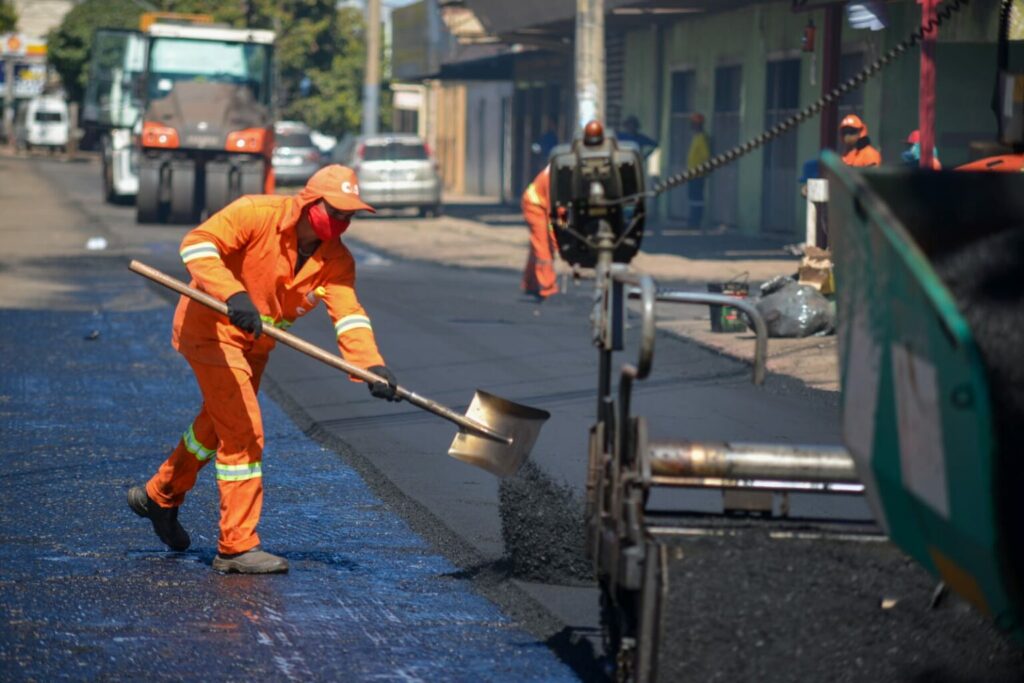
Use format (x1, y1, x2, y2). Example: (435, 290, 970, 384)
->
(520, 165, 559, 301)
(533, 116, 559, 164)
(839, 114, 882, 167)
(617, 115, 658, 157)
(901, 129, 941, 169)
(687, 112, 711, 229)
(127, 165, 401, 574)
(798, 158, 821, 198)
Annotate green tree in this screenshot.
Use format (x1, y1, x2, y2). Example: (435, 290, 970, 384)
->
(46, 0, 142, 103)
(223, 1, 387, 136)
(0, 0, 17, 33)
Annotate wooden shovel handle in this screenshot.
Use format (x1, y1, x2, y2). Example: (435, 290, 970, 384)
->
(129, 260, 511, 444)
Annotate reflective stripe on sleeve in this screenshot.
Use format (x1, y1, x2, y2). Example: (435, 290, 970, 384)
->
(259, 314, 293, 330)
(215, 462, 262, 482)
(182, 423, 216, 462)
(180, 241, 220, 263)
(334, 314, 372, 337)
(525, 184, 543, 206)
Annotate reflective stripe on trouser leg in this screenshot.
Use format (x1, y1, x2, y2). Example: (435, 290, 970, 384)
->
(146, 412, 218, 508)
(186, 357, 266, 555)
(522, 207, 558, 297)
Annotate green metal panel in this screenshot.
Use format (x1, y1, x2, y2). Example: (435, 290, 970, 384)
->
(825, 151, 1024, 640)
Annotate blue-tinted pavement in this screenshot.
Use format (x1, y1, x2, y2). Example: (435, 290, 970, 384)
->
(0, 296, 578, 680)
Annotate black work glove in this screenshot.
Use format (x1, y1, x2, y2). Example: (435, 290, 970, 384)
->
(367, 365, 400, 402)
(226, 292, 263, 339)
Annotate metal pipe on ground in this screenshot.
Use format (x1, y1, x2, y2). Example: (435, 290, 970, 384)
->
(648, 476, 864, 495)
(647, 441, 858, 484)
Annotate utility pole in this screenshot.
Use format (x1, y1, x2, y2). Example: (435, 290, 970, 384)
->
(362, 0, 381, 137)
(575, 0, 604, 129)
(918, 0, 937, 169)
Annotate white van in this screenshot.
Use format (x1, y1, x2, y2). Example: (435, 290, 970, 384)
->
(15, 96, 70, 151)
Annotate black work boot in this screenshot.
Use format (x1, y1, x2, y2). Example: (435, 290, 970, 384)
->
(127, 485, 191, 551)
(212, 546, 289, 574)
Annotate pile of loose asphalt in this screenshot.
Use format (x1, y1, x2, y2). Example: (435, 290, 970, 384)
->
(498, 461, 591, 583)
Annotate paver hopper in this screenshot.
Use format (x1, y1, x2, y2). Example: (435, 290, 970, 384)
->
(825, 152, 1024, 640)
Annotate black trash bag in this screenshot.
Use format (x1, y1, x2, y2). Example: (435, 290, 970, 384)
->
(754, 281, 834, 338)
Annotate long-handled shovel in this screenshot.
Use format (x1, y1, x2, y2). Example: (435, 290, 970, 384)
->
(129, 260, 549, 477)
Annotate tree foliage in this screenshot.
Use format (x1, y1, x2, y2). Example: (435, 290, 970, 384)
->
(46, 0, 142, 103)
(0, 0, 17, 33)
(46, 0, 389, 136)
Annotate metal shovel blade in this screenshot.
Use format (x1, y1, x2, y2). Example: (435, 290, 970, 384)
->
(447, 390, 550, 478)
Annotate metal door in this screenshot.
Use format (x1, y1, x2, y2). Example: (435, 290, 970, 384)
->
(667, 69, 695, 221)
(709, 65, 742, 229)
(837, 52, 865, 123)
(761, 58, 800, 234)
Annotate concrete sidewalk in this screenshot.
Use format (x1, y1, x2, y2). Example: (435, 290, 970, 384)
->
(348, 199, 840, 393)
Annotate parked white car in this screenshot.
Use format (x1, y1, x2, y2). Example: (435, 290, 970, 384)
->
(339, 134, 442, 217)
(15, 96, 70, 152)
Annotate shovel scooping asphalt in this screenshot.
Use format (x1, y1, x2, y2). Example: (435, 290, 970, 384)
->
(129, 260, 549, 477)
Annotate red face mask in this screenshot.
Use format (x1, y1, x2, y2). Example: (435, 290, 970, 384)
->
(307, 202, 351, 241)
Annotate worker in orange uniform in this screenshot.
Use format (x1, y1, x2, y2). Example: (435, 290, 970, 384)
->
(521, 165, 559, 301)
(902, 130, 941, 169)
(127, 165, 400, 574)
(839, 114, 882, 168)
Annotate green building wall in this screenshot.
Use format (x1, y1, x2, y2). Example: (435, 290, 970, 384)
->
(621, 0, 1010, 236)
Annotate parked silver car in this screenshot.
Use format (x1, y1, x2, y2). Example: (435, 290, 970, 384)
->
(341, 134, 442, 216)
(272, 121, 322, 186)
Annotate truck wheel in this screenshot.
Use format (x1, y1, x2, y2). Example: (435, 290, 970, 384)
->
(239, 159, 265, 196)
(168, 159, 198, 224)
(204, 161, 231, 217)
(136, 159, 163, 223)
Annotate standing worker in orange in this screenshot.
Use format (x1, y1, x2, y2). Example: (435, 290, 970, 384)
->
(839, 114, 882, 167)
(521, 165, 560, 301)
(127, 165, 401, 574)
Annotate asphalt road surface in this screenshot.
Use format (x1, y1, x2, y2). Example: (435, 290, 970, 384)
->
(4, 154, 1019, 681)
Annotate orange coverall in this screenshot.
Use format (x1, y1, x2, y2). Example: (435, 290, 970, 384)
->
(520, 166, 559, 298)
(840, 114, 882, 168)
(145, 188, 384, 555)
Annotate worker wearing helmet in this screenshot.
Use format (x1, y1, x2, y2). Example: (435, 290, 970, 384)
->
(128, 165, 400, 574)
(902, 130, 942, 169)
(687, 112, 711, 229)
(839, 114, 882, 167)
(521, 165, 559, 301)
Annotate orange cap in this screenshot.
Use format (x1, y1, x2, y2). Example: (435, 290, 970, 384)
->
(304, 165, 376, 213)
(839, 114, 863, 130)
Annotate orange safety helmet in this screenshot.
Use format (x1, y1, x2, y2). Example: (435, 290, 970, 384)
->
(690, 112, 705, 126)
(907, 130, 921, 145)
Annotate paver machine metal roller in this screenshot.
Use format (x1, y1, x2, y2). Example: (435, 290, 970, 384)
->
(135, 22, 275, 224)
